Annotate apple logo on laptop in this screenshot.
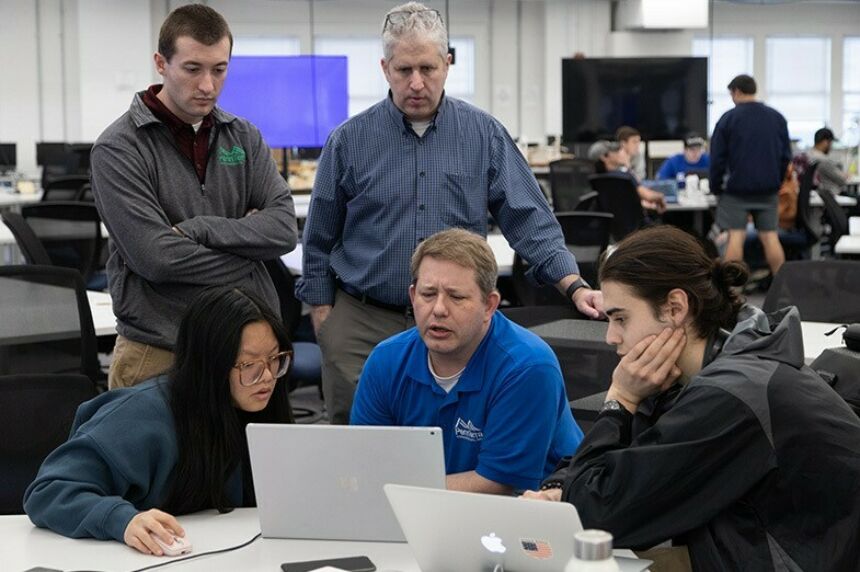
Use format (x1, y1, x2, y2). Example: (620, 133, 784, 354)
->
(481, 532, 507, 554)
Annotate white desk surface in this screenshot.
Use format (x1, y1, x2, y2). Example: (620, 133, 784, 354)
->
(293, 192, 310, 219)
(87, 289, 117, 337)
(835, 234, 860, 255)
(281, 233, 516, 277)
(0, 192, 41, 209)
(1, 508, 422, 572)
(800, 321, 846, 364)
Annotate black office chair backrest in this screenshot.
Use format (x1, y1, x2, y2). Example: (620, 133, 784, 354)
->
(793, 162, 820, 244)
(588, 173, 644, 241)
(0, 373, 98, 514)
(41, 175, 91, 202)
(510, 212, 613, 306)
(810, 347, 860, 419)
(763, 261, 860, 323)
(574, 191, 599, 212)
(817, 188, 849, 244)
(77, 183, 95, 202)
(262, 258, 303, 337)
(1, 211, 52, 265)
(555, 211, 614, 286)
(21, 201, 104, 284)
(549, 158, 595, 212)
(0, 265, 102, 383)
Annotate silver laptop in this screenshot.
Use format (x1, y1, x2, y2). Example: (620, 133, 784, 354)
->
(247, 424, 445, 542)
(384, 484, 652, 572)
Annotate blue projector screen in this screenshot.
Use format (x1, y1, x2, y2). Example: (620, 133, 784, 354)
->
(218, 55, 348, 148)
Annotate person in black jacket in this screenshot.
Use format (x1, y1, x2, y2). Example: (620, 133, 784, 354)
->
(525, 225, 860, 571)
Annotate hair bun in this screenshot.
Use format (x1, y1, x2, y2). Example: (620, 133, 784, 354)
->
(712, 259, 749, 289)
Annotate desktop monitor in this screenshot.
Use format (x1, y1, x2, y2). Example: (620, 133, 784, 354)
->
(0, 143, 15, 174)
(36, 142, 93, 186)
(562, 57, 708, 144)
(218, 55, 349, 149)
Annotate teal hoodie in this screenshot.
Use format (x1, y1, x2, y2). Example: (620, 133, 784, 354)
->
(23, 377, 242, 542)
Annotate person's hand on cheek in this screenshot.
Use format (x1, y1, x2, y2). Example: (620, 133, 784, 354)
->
(607, 327, 686, 413)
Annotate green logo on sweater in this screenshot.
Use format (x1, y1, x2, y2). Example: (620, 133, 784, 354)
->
(218, 146, 246, 166)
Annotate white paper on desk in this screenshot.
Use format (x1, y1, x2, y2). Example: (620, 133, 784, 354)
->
(306, 567, 349, 572)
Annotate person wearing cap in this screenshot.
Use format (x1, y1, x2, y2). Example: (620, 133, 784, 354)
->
(656, 135, 710, 181)
(710, 74, 791, 275)
(589, 140, 667, 212)
(297, 1, 603, 424)
(808, 127, 849, 194)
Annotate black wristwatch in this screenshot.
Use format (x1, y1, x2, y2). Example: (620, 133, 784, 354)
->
(565, 277, 591, 301)
(600, 399, 626, 414)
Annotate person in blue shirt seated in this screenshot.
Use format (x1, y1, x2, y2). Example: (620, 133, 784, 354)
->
(351, 228, 584, 494)
(656, 135, 710, 181)
(24, 286, 294, 556)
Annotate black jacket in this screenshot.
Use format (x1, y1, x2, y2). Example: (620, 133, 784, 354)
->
(549, 306, 860, 571)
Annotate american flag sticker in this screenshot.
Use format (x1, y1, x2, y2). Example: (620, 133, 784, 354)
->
(520, 538, 553, 560)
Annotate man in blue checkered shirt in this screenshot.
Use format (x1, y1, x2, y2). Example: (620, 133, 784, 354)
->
(296, 1, 603, 424)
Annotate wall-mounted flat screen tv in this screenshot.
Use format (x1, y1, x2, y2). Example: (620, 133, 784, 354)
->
(219, 55, 348, 148)
(562, 57, 708, 143)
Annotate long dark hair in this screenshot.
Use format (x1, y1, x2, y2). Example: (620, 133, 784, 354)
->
(163, 286, 293, 515)
(600, 226, 749, 341)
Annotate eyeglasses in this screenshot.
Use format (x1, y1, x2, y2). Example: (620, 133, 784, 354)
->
(383, 9, 443, 33)
(233, 350, 292, 387)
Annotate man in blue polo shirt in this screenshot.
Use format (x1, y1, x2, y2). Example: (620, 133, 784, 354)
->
(351, 229, 583, 494)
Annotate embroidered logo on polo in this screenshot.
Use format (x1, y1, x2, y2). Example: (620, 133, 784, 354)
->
(218, 145, 246, 166)
(454, 418, 483, 442)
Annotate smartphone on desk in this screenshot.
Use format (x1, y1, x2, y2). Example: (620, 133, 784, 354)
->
(281, 555, 376, 572)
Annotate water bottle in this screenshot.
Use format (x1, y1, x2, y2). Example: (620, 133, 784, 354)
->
(564, 530, 621, 572)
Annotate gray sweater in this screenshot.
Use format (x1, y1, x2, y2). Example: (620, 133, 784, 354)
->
(91, 93, 297, 349)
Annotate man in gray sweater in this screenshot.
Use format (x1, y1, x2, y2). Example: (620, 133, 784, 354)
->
(91, 4, 297, 388)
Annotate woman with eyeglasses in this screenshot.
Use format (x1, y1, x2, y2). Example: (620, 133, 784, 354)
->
(24, 286, 294, 556)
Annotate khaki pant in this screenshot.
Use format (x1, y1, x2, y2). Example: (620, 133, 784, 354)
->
(108, 335, 175, 389)
(317, 289, 415, 424)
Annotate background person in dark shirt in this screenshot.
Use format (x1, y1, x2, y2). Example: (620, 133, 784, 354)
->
(709, 74, 791, 275)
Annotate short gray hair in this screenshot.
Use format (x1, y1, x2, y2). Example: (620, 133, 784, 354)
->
(382, 1, 448, 61)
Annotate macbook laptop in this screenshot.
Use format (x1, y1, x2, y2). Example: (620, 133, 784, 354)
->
(385, 484, 652, 572)
(247, 424, 445, 542)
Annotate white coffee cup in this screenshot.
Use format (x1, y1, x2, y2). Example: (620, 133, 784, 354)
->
(685, 174, 700, 194)
(849, 216, 860, 236)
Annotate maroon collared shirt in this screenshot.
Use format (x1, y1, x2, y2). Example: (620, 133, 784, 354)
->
(142, 84, 213, 182)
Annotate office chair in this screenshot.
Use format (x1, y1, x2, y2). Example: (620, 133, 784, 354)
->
(21, 201, 106, 289)
(588, 173, 645, 241)
(548, 158, 595, 212)
(574, 191, 599, 212)
(0, 373, 98, 514)
(1, 211, 52, 265)
(510, 212, 614, 306)
(763, 260, 860, 323)
(0, 265, 104, 387)
(263, 258, 323, 421)
(817, 188, 849, 253)
(811, 346, 860, 419)
(41, 175, 91, 202)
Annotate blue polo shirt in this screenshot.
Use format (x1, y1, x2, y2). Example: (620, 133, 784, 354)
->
(351, 312, 583, 490)
(656, 153, 710, 180)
